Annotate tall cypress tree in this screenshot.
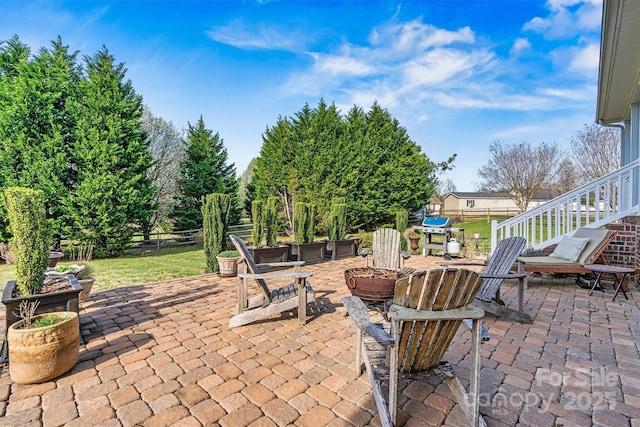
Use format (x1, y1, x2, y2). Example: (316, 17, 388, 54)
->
(171, 116, 239, 231)
(0, 36, 80, 242)
(64, 46, 156, 257)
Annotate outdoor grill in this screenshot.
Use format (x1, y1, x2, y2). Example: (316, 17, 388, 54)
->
(417, 217, 464, 258)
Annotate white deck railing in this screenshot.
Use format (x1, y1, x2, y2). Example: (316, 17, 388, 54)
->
(491, 160, 640, 251)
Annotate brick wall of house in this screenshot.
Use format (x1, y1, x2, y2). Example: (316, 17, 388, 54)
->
(604, 217, 640, 283)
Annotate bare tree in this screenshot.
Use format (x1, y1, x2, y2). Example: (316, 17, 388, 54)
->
(553, 157, 581, 195)
(570, 123, 620, 181)
(436, 178, 457, 199)
(140, 106, 183, 238)
(476, 140, 562, 211)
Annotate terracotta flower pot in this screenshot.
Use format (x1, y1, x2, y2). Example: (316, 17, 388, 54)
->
(8, 311, 79, 384)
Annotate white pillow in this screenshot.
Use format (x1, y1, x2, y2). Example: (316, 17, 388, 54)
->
(550, 237, 590, 262)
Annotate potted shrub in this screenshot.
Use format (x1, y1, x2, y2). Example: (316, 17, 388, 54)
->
(201, 193, 232, 273)
(8, 301, 79, 384)
(216, 250, 240, 277)
(325, 199, 357, 260)
(290, 202, 325, 264)
(249, 197, 290, 264)
(1, 187, 80, 381)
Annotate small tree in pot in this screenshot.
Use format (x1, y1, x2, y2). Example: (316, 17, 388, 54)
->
(202, 193, 232, 273)
(246, 196, 290, 265)
(292, 202, 325, 263)
(326, 199, 356, 260)
(251, 199, 264, 247)
(2, 187, 80, 384)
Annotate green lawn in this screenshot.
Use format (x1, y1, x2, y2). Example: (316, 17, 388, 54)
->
(0, 247, 208, 292)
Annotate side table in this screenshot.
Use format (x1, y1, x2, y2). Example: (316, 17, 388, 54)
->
(583, 264, 633, 301)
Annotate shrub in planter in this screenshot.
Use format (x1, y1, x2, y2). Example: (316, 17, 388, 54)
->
(216, 250, 240, 277)
(251, 200, 264, 247)
(264, 196, 280, 247)
(395, 210, 409, 251)
(4, 187, 51, 296)
(327, 202, 348, 241)
(294, 202, 316, 244)
(202, 193, 232, 273)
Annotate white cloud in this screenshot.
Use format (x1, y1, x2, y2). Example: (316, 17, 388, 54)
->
(206, 19, 307, 51)
(510, 38, 531, 56)
(523, 0, 602, 39)
(568, 42, 600, 73)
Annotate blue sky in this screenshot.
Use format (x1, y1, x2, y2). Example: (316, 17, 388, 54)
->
(0, 0, 603, 191)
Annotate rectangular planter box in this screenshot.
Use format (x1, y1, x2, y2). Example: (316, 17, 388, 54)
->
(326, 239, 358, 260)
(249, 245, 291, 265)
(289, 242, 326, 264)
(2, 276, 82, 333)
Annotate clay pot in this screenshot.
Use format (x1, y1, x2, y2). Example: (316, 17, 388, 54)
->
(216, 256, 239, 277)
(8, 311, 79, 384)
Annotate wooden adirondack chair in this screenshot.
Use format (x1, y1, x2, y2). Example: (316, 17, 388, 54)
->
(368, 228, 411, 271)
(342, 268, 486, 427)
(229, 235, 315, 328)
(475, 236, 531, 323)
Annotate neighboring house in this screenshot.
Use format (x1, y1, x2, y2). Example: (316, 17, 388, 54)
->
(442, 192, 551, 216)
(493, 0, 640, 273)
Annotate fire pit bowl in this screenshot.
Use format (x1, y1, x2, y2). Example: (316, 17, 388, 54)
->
(344, 267, 406, 302)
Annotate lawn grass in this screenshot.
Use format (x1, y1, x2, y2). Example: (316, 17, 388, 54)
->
(0, 247, 208, 292)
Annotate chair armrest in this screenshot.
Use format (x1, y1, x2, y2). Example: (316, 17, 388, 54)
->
(342, 296, 394, 345)
(479, 272, 528, 280)
(390, 303, 485, 321)
(238, 271, 312, 279)
(255, 261, 306, 269)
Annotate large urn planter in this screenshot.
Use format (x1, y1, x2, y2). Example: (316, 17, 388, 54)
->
(249, 245, 290, 264)
(2, 275, 82, 332)
(290, 242, 326, 264)
(326, 238, 358, 260)
(48, 251, 64, 267)
(8, 311, 80, 384)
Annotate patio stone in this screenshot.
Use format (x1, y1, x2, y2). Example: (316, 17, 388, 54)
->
(0, 255, 639, 426)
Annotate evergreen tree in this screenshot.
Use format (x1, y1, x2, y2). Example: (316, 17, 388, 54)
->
(0, 36, 81, 242)
(254, 100, 454, 231)
(171, 116, 239, 230)
(64, 47, 155, 257)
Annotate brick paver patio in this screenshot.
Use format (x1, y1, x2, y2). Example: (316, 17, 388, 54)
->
(1, 253, 639, 426)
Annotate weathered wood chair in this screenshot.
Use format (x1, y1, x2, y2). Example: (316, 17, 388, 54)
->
(342, 268, 486, 427)
(229, 235, 315, 328)
(475, 236, 531, 323)
(367, 228, 411, 271)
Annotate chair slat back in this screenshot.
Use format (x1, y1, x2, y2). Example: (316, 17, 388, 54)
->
(373, 228, 401, 270)
(479, 237, 526, 299)
(230, 235, 272, 301)
(393, 268, 483, 372)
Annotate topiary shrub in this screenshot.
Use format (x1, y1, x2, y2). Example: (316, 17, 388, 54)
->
(327, 202, 348, 241)
(264, 196, 280, 247)
(251, 200, 264, 247)
(395, 210, 408, 251)
(294, 202, 316, 244)
(201, 193, 232, 273)
(4, 187, 52, 296)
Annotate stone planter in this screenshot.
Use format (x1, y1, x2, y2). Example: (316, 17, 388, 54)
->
(2, 276, 82, 333)
(78, 278, 96, 301)
(216, 256, 240, 277)
(48, 251, 64, 267)
(289, 242, 326, 264)
(409, 237, 420, 255)
(8, 311, 79, 384)
(326, 239, 357, 260)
